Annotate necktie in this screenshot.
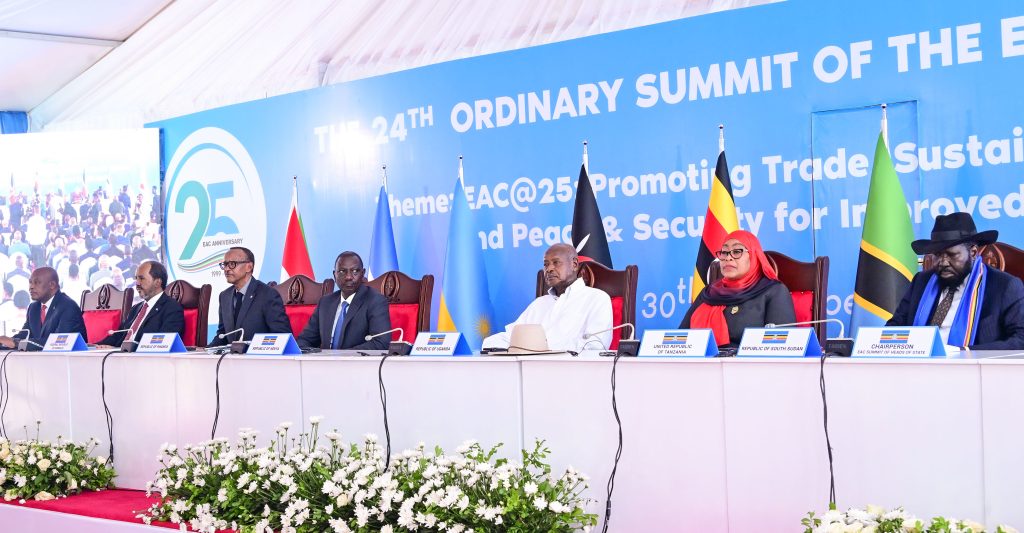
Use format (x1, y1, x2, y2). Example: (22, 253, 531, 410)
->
(331, 301, 349, 349)
(39, 303, 47, 325)
(127, 302, 149, 342)
(232, 291, 243, 323)
(929, 288, 956, 326)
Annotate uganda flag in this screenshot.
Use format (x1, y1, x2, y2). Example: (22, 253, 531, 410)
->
(850, 132, 917, 328)
(691, 151, 739, 301)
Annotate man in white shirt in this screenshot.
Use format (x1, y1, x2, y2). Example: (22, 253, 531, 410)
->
(483, 243, 613, 352)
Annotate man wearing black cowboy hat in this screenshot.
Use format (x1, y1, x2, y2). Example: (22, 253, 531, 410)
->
(888, 212, 1024, 349)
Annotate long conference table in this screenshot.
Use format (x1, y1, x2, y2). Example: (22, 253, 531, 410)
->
(2, 349, 1024, 532)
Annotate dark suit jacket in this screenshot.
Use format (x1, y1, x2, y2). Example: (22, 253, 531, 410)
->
(887, 266, 1024, 350)
(297, 284, 392, 350)
(99, 293, 186, 347)
(209, 278, 291, 346)
(13, 290, 88, 350)
(680, 282, 797, 346)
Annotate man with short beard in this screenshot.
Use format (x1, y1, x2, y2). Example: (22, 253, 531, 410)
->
(888, 213, 1024, 349)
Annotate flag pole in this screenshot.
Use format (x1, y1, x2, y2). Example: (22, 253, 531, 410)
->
(718, 124, 725, 153)
(881, 103, 889, 150)
(458, 155, 465, 189)
(381, 164, 388, 194)
(582, 140, 589, 173)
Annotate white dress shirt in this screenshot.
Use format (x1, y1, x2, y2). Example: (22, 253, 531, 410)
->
(482, 278, 613, 352)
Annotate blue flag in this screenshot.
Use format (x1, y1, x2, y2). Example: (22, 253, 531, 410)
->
(438, 177, 495, 350)
(368, 185, 399, 279)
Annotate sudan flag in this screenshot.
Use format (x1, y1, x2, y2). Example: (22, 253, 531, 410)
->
(691, 151, 738, 301)
(851, 132, 916, 327)
(571, 164, 613, 267)
(281, 177, 315, 281)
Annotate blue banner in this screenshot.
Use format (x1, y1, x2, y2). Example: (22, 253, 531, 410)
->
(152, 0, 1024, 338)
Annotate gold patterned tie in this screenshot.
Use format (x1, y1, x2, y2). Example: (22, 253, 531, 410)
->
(929, 288, 956, 326)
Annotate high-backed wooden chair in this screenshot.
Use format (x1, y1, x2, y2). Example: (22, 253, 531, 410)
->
(270, 275, 335, 337)
(534, 261, 639, 349)
(923, 241, 1024, 284)
(365, 271, 434, 342)
(80, 284, 134, 344)
(707, 251, 830, 341)
(164, 280, 212, 347)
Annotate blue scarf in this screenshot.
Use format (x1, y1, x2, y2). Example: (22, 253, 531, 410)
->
(912, 257, 987, 347)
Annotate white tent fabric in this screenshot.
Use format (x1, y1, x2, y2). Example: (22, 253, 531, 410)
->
(29, 0, 777, 132)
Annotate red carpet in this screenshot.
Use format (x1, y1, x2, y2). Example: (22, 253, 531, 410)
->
(0, 489, 233, 531)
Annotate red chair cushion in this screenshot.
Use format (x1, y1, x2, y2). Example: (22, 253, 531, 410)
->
(82, 310, 122, 344)
(790, 290, 814, 325)
(609, 296, 624, 350)
(182, 308, 198, 346)
(389, 303, 419, 342)
(284, 305, 316, 338)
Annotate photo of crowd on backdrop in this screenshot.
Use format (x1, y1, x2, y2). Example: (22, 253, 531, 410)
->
(0, 130, 162, 335)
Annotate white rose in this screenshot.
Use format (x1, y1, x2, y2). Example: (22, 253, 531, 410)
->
(33, 491, 55, 501)
(37, 458, 52, 471)
(962, 520, 986, 532)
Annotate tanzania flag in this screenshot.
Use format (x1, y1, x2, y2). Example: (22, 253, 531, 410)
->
(691, 151, 739, 301)
(571, 164, 613, 267)
(281, 177, 315, 281)
(367, 184, 399, 280)
(850, 132, 917, 328)
(437, 174, 496, 350)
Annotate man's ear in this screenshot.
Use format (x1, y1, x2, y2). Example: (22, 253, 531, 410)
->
(968, 244, 979, 259)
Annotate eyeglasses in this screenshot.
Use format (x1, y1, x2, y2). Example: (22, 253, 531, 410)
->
(334, 268, 365, 278)
(715, 249, 748, 260)
(218, 260, 252, 270)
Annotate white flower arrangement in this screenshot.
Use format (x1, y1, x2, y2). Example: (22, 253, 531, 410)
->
(140, 417, 596, 532)
(803, 504, 1019, 533)
(0, 423, 116, 503)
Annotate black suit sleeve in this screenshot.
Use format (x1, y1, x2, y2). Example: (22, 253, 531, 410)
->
(163, 300, 187, 339)
(972, 276, 1024, 350)
(765, 283, 797, 326)
(296, 299, 324, 349)
(264, 288, 292, 335)
(349, 292, 392, 350)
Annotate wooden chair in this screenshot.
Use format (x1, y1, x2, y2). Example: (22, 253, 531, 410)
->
(365, 271, 434, 342)
(164, 280, 212, 347)
(534, 261, 639, 349)
(269, 275, 335, 337)
(923, 241, 1024, 284)
(708, 251, 830, 341)
(80, 284, 134, 344)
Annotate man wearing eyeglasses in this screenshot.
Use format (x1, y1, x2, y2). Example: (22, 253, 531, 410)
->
(297, 251, 391, 351)
(209, 247, 290, 346)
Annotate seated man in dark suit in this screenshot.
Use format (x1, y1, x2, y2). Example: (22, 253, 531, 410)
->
(209, 246, 291, 346)
(0, 267, 88, 350)
(298, 251, 391, 350)
(888, 212, 1024, 349)
(96, 261, 185, 350)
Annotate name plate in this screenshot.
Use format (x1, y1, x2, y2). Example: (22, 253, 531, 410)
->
(43, 333, 88, 352)
(411, 332, 473, 356)
(639, 329, 718, 357)
(136, 333, 187, 353)
(246, 333, 301, 355)
(738, 328, 822, 357)
(852, 327, 945, 357)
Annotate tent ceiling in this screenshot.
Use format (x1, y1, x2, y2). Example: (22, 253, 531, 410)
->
(0, 0, 173, 111)
(8, 0, 776, 131)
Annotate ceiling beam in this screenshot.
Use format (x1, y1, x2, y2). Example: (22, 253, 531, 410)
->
(0, 29, 122, 48)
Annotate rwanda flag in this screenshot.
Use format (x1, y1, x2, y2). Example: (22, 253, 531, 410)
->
(437, 175, 495, 350)
(691, 151, 739, 301)
(851, 132, 917, 329)
(368, 185, 399, 280)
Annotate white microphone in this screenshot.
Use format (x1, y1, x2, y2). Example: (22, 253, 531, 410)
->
(764, 318, 846, 339)
(12, 328, 43, 351)
(364, 328, 410, 355)
(364, 327, 405, 342)
(764, 319, 853, 356)
(582, 323, 639, 356)
(218, 328, 247, 354)
(107, 328, 139, 352)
